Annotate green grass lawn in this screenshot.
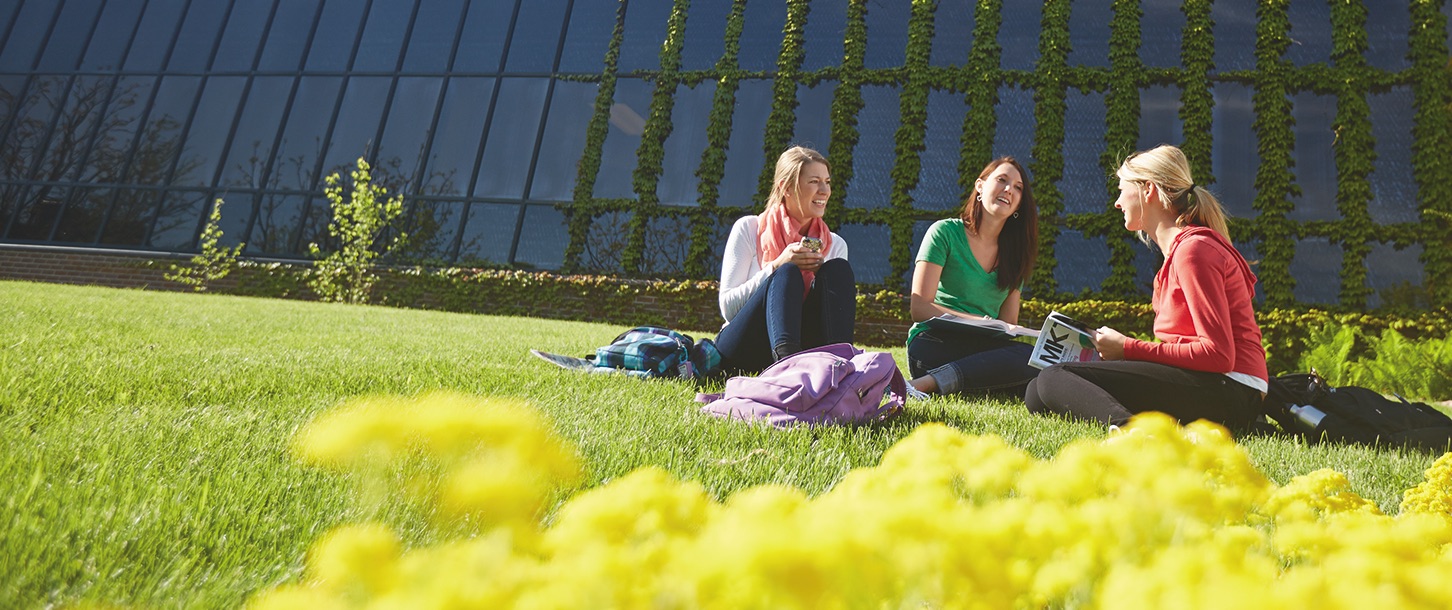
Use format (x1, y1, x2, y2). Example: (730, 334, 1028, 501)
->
(0, 280, 1440, 609)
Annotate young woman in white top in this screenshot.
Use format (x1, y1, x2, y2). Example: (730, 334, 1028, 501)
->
(714, 146, 855, 374)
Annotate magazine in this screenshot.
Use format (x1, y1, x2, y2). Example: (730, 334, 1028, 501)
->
(923, 313, 1041, 340)
(1028, 312, 1101, 369)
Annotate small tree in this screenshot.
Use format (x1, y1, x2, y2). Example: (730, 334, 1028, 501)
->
(166, 198, 243, 291)
(308, 157, 408, 304)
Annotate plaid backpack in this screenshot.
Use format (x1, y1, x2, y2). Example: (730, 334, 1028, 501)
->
(593, 326, 722, 379)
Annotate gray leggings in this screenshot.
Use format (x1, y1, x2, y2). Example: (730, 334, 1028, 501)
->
(1023, 360, 1263, 428)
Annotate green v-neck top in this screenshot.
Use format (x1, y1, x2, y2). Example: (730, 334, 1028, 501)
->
(907, 218, 1014, 345)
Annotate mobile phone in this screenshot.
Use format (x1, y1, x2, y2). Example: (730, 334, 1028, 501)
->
(800, 236, 823, 252)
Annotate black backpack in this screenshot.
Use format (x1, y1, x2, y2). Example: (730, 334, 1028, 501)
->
(1263, 373, 1452, 453)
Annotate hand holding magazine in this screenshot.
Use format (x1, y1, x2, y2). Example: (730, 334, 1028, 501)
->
(1028, 312, 1102, 369)
(923, 313, 1040, 340)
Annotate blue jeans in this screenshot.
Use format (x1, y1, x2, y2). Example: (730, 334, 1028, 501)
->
(907, 325, 1039, 395)
(715, 259, 856, 374)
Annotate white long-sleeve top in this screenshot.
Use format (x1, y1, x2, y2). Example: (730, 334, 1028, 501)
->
(717, 215, 849, 324)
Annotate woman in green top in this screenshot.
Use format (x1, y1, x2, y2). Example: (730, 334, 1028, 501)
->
(907, 157, 1040, 396)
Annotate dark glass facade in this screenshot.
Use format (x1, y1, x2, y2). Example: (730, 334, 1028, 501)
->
(0, 0, 1446, 306)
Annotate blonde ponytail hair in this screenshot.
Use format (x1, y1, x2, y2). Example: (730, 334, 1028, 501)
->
(768, 146, 828, 209)
(1116, 144, 1231, 241)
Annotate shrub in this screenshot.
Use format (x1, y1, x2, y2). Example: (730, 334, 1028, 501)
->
(164, 198, 242, 292)
(308, 157, 408, 304)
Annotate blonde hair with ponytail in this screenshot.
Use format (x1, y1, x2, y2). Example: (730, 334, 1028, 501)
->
(1116, 144, 1231, 242)
(768, 146, 829, 210)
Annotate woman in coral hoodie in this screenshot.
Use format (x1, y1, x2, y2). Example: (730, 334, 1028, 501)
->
(1024, 145, 1268, 428)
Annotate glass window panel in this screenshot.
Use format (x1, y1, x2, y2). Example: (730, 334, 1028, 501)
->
(639, 214, 694, 276)
(558, 1, 616, 73)
(1062, 90, 1108, 215)
(679, 0, 728, 71)
(1365, 2, 1410, 71)
(1287, 92, 1337, 222)
(528, 79, 596, 201)
(1053, 231, 1111, 295)
(581, 209, 629, 272)
(78, 1, 146, 70)
(376, 77, 443, 191)
(126, 75, 200, 185)
(1211, 0, 1256, 73)
(217, 76, 292, 188)
(618, 0, 672, 72)
(800, 0, 846, 71)
(907, 219, 935, 285)
(453, 0, 513, 73)
(0, 181, 27, 234)
(171, 76, 245, 187)
(717, 79, 771, 206)
(1234, 240, 1264, 302)
(1368, 87, 1416, 225)
(455, 202, 519, 265)
(792, 81, 833, 153)
(423, 77, 493, 197)
(993, 85, 1034, 166)
(0, 75, 27, 157)
(998, 2, 1040, 71)
(1366, 243, 1423, 309)
(657, 81, 716, 205)
(1137, 85, 1182, 150)
(292, 193, 336, 253)
(592, 77, 651, 199)
(270, 76, 341, 190)
(504, 0, 567, 73)
(1067, 0, 1110, 67)
(1131, 245, 1160, 295)
(319, 76, 390, 176)
(699, 214, 734, 281)
(929, 0, 974, 67)
(148, 189, 209, 249)
(6, 185, 68, 241)
(864, 2, 909, 69)
(402, 0, 466, 73)
(1140, 0, 1184, 68)
(392, 199, 463, 263)
(512, 203, 567, 269)
(910, 88, 969, 210)
(305, 0, 367, 72)
(0, 1, 61, 69)
(211, 0, 273, 72)
(1286, 0, 1331, 67)
(212, 191, 252, 249)
(257, 0, 321, 72)
(2, 76, 67, 180)
(1211, 82, 1257, 219)
(98, 188, 159, 245)
(353, 0, 412, 72)
(1289, 237, 1341, 305)
(474, 77, 549, 199)
(844, 85, 899, 210)
(123, 0, 187, 72)
(32, 76, 114, 183)
(58, 187, 113, 244)
(738, 0, 787, 72)
(37, 0, 104, 71)
(834, 223, 891, 285)
(245, 192, 308, 255)
(70, 76, 150, 184)
(168, 0, 229, 72)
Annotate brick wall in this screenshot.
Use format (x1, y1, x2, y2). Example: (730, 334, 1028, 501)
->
(0, 245, 914, 347)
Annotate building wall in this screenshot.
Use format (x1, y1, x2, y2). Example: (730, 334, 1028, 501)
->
(1, 0, 1449, 308)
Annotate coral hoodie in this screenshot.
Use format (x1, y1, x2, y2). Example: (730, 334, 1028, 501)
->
(1122, 226, 1269, 388)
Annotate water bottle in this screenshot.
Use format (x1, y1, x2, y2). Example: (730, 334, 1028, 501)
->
(1288, 403, 1327, 433)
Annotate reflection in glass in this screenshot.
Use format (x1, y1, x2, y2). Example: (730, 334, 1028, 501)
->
(126, 76, 200, 186)
(718, 79, 772, 207)
(5, 185, 68, 241)
(930, 0, 974, 67)
(834, 223, 890, 285)
(512, 204, 568, 269)
(168, 0, 229, 72)
(1211, 0, 1256, 73)
(998, 2, 1041, 71)
(320, 76, 391, 175)
(911, 88, 969, 210)
(124, 0, 187, 72)
(1062, 90, 1109, 215)
(212, 0, 274, 72)
(403, 0, 467, 73)
(54, 187, 108, 244)
(1211, 82, 1257, 219)
(1367, 243, 1424, 309)
(594, 78, 652, 200)
(558, 1, 617, 73)
(864, 1, 909, 69)
(1068, 0, 1111, 67)
(98, 188, 160, 246)
(583, 210, 631, 273)
(1288, 92, 1337, 222)
(1286, 0, 1332, 67)
(30, 76, 115, 183)
(844, 85, 899, 210)
(1369, 88, 1417, 225)
(475, 78, 550, 199)
(679, 0, 728, 71)
(37, 0, 104, 71)
(641, 214, 694, 275)
(1053, 230, 1111, 296)
(993, 85, 1034, 167)
(353, 0, 413, 72)
(247, 193, 307, 255)
(0, 76, 66, 181)
(391, 199, 464, 263)
(455, 202, 520, 265)
(424, 77, 494, 197)
(1137, 85, 1183, 151)
(792, 82, 834, 153)
(528, 80, 597, 201)
(149, 190, 209, 250)
(1, 1, 62, 69)
(305, 0, 368, 72)
(800, 0, 847, 70)
(376, 78, 444, 193)
(504, 0, 568, 73)
(1365, 1, 1410, 71)
(258, 0, 322, 72)
(618, 0, 673, 73)
(1140, 0, 1185, 68)
(218, 77, 293, 188)
(453, 0, 513, 73)
(657, 81, 716, 205)
(1289, 237, 1342, 305)
(738, 0, 787, 71)
(173, 77, 245, 187)
(271, 76, 342, 191)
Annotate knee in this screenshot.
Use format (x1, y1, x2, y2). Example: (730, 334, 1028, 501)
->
(769, 262, 805, 286)
(817, 258, 854, 284)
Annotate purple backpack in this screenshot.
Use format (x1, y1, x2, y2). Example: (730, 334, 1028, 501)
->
(697, 343, 907, 427)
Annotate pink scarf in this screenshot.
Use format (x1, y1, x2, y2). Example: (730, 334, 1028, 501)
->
(757, 203, 832, 288)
